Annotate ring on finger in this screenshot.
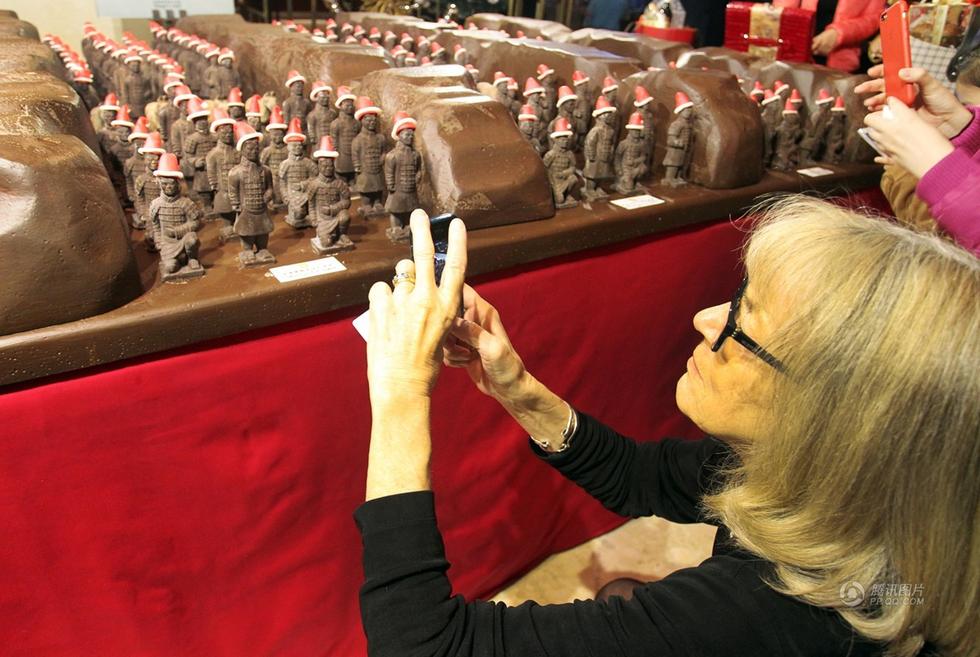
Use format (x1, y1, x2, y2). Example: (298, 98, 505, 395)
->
(392, 272, 416, 287)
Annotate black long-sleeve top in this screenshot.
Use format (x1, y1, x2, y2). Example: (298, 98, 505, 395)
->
(355, 412, 892, 656)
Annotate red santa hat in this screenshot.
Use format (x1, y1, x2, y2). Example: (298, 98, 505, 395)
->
(674, 91, 694, 113)
(334, 85, 356, 108)
(285, 69, 306, 87)
(816, 88, 834, 105)
(421, 56, 432, 65)
(111, 104, 135, 128)
(205, 44, 221, 59)
(235, 120, 261, 150)
(549, 116, 573, 139)
(173, 85, 194, 106)
(493, 71, 510, 87)
(369, 26, 381, 39)
(163, 74, 183, 93)
(353, 24, 366, 38)
(266, 105, 287, 131)
(416, 34, 430, 46)
(325, 18, 337, 28)
(507, 78, 519, 91)
(750, 81, 765, 98)
(626, 111, 645, 130)
(309, 80, 333, 100)
(187, 97, 210, 121)
(284, 117, 307, 143)
(128, 115, 150, 140)
(782, 98, 799, 114)
(572, 70, 590, 86)
(789, 88, 803, 105)
(313, 135, 339, 159)
(344, 35, 358, 44)
(536, 63, 555, 80)
(245, 94, 263, 118)
(601, 76, 618, 94)
(453, 44, 467, 59)
(390, 110, 417, 139)
(210, 106, 236, 132)
(518, 104, 538, 122)
(405, 53, 418, 65)
(430, 42, 445, 56)
(138, 131, 165, 155)
(400, 32, 413, 46)
(760, 89, 781, 106)
(354, 96, 381, 120)
(556, 85, 577, 107)
(153, 151, 184, 178)
(99, 92, 120, 112)
(227, 87, 244, 107)
(831, 96, 846, 112)
(773, 79, 789, 95)
(633, 85, 653, 107)
(123, 48, 143, 64)
(218, 48, 235, 62)
(74, 68, 94, 84)
(523, 77, 545, 97)
(592, 94, 617, 118)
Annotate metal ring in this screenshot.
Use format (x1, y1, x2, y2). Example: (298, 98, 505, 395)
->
(391, 272, 415, 287)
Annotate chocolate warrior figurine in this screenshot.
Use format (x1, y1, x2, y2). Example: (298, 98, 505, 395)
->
(96, 92, 119, 152)
(536, 63, 558, 124)
(180, 96, 217, 212)
(206, 107, 240, 241)
(549, 85, 579, 149)
(134, 131, 166, 251)
(582, 95, 618, 200)
(105, 104, 136, 205)
(760, 89, 783, 167)
(227, 87, 246, 121)
(201, 45, 220, 99)
(279, 117, 317, 228)
(823, 96, 848, 164)
(772, 99, 803, 172)
(506, 78, 522, 121)
(661, 91, 695, 187)
(518, 104, 545, 156)
(167, 85, 195, 156)
(120, 49, 152, 118)
(307, 80, 338, 150)
(260, 105, 289, 210)
(492, 72, 511, 108)
(307, 136, 355, 255)
(542, 117, 578, 209)
(572, 70, 594, 150)
(124, 116, 150, 226)
(211, 48, 241, 100)
(601, 76, 619, 105)
(245, 94, 265, 139)
(329, 85, 361, 185)
(384, 111, 423, 243)
(523, 78, 549, 143)
(799, 89, 835, 164)
(351, 96, 388, 217)
(615, 112, 650, 194)
(149, 152, 205, 281)
(157, 75, 183, 146)
(633, 85, 657, 167)
(283, 70, 313, 136)
(228, 122, 276, 267)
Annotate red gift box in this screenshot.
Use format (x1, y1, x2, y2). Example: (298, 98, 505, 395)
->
(724, 1, 816, 63)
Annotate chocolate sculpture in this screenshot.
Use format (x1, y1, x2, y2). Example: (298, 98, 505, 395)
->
(307, 80, 337, 149)
(227, 87, 246, 121)
(120, 49, 152, 117)
(206, 107, 240, 240)
(518, 104, 545, 155)
(106, 104, 135, 203)
(329, 85, 360, 185)
(150, 152, 205, 282)
(384, 111, 422, 243)
(536, 63, 558, 123)
(283, 70, 313, 135)
(548, 85, 578, 149)
(661, 91, 695, 186)
(632, 85, 656, 167)
(167, 85, 194, 156)
(211, 48, 241, 100)
(542, 116, 578, 209)
(799, 89, 834, 164)
(157, 75, 183, 145)
(308, 135, 355, 255)
(523, 77, 549, 143)
(181, 96, 217, 212)
(572, 70, 594, 149)
(615, 112, 650, 194)
(772, 99, 802, 172)
(760, 89, 782, 168)
(601, 75, 619, 105)
(582, 95, 617, 200)
(260, 105, 288, 209)
(351, 95, 387, 218)
(823, 96, 847, 164)
(245, 94, 265, 137)
(96, 92, 119, 152)
(228, 122, 275, 267)
(134, 131, 165, 251)
(123, 116, 150, 226)
(280, 117, 317, 229)
(492, 71, 511, 107)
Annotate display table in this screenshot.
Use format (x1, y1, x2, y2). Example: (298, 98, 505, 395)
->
(0, 183, 889, 656)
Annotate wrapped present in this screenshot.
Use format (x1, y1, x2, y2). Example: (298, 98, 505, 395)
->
(724, 1, 816, 62)
(909, 1, 975, 48)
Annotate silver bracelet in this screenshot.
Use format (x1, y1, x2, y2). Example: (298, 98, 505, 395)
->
(532, 401, 577, 453)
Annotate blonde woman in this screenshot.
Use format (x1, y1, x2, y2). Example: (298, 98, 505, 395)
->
(358, 198, 979, 657)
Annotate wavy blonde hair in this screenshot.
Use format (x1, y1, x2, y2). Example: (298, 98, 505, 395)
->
(702, 196, 980, 657)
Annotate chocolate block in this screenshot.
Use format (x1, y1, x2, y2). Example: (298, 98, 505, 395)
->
(467, 13, 573, 40)
(559, 28, 691, 69)
(0, 72, 101, 155)
(0, 17, 39, 40)
(0, 35, 66, 78)
(0, 135, 142, 336)
(358, 66, 554, 228)
(619, 69, 765, 188)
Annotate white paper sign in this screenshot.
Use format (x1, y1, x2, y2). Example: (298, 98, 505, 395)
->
(609, 194, 667, 210)
(266, 257, 347, 283)
(96, 0, 233, 19)
(352, 310, 371, 341)
(797, 166, 835, 177)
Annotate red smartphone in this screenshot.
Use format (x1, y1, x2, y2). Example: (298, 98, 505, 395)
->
(880, 0, 917, 106)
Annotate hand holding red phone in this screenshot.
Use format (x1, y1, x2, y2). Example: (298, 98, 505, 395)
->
(856, 66, 974, 139)
(863, 97, 954, 177)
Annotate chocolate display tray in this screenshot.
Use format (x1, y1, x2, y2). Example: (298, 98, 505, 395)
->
(0, 164, 882, 387)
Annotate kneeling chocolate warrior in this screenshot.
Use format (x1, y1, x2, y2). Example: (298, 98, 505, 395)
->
(307, 135, 355, 255)
(149, 152, 205, 282)
(542, 117, 578, 209)
(228, 122, 276, 268)
(384, 111, 422, 243)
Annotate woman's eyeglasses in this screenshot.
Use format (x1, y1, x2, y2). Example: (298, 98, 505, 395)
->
(711, 276, 785, 372)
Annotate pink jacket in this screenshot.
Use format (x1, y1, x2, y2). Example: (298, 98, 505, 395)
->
(825, 0, 885, 72)
(916, 106, 980, 256)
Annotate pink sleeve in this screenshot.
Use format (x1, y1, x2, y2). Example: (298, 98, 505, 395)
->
(828, 0, 885, 47)
(951, 106, 980, 156)
(917, 149, 980, 256)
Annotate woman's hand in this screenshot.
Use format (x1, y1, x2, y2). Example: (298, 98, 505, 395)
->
(367, 210, 467, 408)
(442, 284, 527, 402)
(812, 28, 839, 57)
(864, 97, 954, 178)
(855, 66, 973, 138)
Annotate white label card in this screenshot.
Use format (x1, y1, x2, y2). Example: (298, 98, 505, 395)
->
(266, 257, 347, 283)
(609, 194, 668, 210)
(797, 166, 835, 177)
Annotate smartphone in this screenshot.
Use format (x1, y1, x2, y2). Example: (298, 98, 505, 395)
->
(880, 1, 916, 106)
(857, 127, 887, 157)
(412, 212, 457, 284)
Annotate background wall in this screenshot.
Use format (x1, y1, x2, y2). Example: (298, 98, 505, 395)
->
(4, 0, 154, 50)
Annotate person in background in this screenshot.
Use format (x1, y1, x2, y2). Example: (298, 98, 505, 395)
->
(810, 0, 885, 72)
(859, 64, 980, 256)
(584, 0, 630, 30)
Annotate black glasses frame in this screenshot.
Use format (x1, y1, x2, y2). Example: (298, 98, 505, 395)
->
(711, 276, 785, 372)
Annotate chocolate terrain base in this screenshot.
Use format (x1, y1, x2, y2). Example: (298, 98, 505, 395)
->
(0, 164, 882, 387)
